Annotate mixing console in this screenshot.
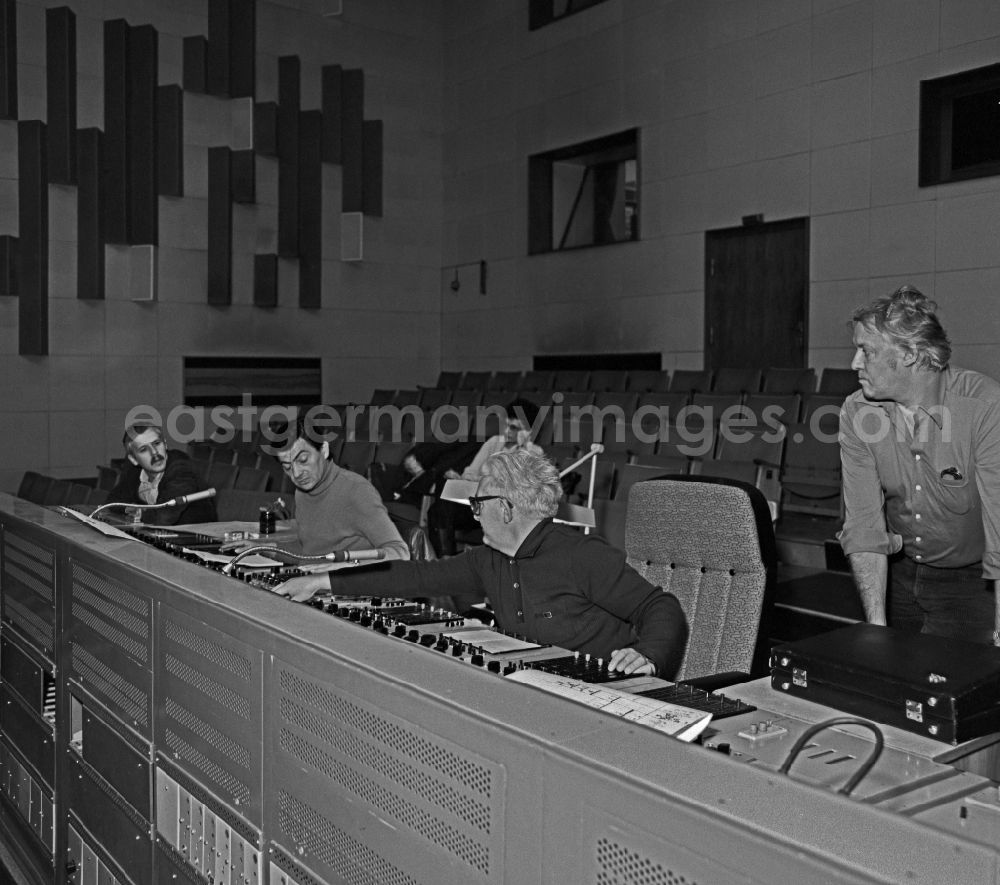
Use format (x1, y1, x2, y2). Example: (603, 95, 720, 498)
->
(124, 524, 755, 721)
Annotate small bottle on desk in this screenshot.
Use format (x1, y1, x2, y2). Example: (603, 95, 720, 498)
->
(259, 506, 276, 535)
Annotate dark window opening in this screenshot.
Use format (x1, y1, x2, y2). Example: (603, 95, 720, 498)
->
(533, 353, 660, 371)
(529, 0, 609, 30)
(183, 356, 322, 408)
(920, 63, 1000, 186)
(529, 129, 639, 255)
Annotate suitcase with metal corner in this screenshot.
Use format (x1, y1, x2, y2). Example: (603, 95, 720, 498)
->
(770, 623, 1000, 744)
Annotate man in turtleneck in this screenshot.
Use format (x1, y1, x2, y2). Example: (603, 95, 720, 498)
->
(269, 416, 409, 561)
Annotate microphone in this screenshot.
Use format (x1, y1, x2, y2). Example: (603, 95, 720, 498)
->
(89, 487, 216, 521)
(159, 488, 217, 508)
(322, 549, 386, 563)
(222, 546, 386, 576)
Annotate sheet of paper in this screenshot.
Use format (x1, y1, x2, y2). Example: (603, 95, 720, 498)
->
(506, 669, 712, 742)
(56, 507, 138, 541)
(442, 629, 542, 654)
(182, 548, 284, 567)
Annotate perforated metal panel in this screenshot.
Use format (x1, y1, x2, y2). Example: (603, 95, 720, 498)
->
(157, 606, 262, 824)
(69, 560, 153, 735)
(1, 529, 56, 656)
(595, 836, 700, 885)
(271, 661, 504, 885)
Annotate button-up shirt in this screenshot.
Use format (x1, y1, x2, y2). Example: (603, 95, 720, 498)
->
(327, 519, 687, 676)
(838, 366, 1000, 579)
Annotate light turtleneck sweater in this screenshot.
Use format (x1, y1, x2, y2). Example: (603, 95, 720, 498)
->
(294, 460, 409, 559)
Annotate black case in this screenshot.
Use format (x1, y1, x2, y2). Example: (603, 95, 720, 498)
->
(770, 624, 1000, 744)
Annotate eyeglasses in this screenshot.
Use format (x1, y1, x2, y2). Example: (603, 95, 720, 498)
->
(468, 495, 510, 517)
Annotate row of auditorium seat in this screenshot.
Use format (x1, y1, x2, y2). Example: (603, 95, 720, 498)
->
(183, 385, 844, 518)
(17, 472, 109, 508)
(420, 366, 858, 396)
(360, 389, 843, 429)
(185, 435, 402, 494)
(16, 467, 298, 523)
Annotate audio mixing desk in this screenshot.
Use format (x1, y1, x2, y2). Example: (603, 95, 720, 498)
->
(2, 494, 1000, 885)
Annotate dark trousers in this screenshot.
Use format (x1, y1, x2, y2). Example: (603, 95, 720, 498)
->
(888, 555, 995, 645)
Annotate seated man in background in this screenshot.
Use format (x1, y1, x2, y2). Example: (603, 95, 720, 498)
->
(275, 450, 687, 678)
(428, 397, 544, 555)
(268, 416, 409, 560)
(107, 424, 217, 525)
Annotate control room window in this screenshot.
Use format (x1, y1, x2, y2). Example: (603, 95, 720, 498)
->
(529, 0, 609, 30)
(919, 63, 1000, 187)
(528, 129, 639, 255)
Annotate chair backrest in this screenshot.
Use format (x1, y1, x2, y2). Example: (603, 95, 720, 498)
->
(744, 393, 801, 426)
(86, 487, 110, 506)
(626, 369, 670, 393)
(801, 393, 844, 436)
(373, 440, 413, 467)
(624, 476, 776, 681)
(818, 367, 859, 396)
(587, 369, 629, 392)
(418, 388, 451, 410)
(488, 370, 523, 391)
(96, 465, 121, 490)
(436, 370, 463, 389)
(712, 367, 763, 395)
(520, 370, 555, 391)
(233, 466, 271, 492)
(762, 367, 816, 395)
(392, 389, 421, 408)
(65, 482, 94, 505)
(206, 461, 239, 490)
(43, 479, 73, 506)
(552, 369, 590, 392)
(22, 474, 53, 504)
(369, 388, 396, 407)
(16, 470, 43, 500)
(215, 488, 294, 522)
(459, 371, 491, 390)
(449, 389, 483, 410)
(669, 369, 712, 394)
(338, 440, 377, 474)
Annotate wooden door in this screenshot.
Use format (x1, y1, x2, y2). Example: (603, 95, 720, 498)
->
(704, 218, 809, 369)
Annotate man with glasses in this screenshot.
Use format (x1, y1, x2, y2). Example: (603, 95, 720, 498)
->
(275, 449, 687, 677)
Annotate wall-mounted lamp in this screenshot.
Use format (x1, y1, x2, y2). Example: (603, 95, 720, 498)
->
(446, 259, 487, 295)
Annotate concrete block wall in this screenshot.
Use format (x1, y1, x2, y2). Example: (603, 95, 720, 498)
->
(0, 0, 445, 491)
(439, 0, 1000, 383)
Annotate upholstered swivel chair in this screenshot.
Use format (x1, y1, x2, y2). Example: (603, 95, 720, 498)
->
(624, 475, 777, 682)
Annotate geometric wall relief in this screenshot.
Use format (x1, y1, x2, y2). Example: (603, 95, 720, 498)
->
(0, 0, 384, 353)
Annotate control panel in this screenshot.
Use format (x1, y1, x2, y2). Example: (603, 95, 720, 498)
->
(156, 768, 261, 885)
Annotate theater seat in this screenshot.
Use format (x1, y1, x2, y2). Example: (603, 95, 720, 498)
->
(624, 476, 776, 682)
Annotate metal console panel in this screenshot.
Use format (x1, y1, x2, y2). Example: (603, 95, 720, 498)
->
(0, 494, 999, 885)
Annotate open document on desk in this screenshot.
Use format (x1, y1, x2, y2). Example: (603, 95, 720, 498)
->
(56, 507, 137, 540)
(506, 669, 712, 742)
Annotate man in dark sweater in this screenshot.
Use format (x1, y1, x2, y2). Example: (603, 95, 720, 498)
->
(107, 425, 217, 525)
(275, 449, 687, 678)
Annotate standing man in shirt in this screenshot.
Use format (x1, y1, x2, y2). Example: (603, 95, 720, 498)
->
(838, 285, 1000, 646)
